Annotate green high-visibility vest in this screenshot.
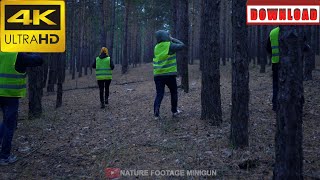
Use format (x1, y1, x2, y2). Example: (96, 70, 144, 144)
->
(96, 56, 112, 80)
(270, 27, 280, 64)
(153, 42, 177, 76)
(0, 52, 27, 98)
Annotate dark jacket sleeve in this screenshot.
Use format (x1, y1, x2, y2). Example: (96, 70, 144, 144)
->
(15, 53, 43, 73)
(92, 59, 96, 69)
(169, 38, 186, 55)
(266, 38, 272, 55)
(110, 59, 115, 70)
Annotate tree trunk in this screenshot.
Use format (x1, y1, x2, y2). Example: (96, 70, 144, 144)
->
(177, 0, 189, 93)
(99, 0, 107, 46)
(174, 2, 183, 76)
(109, 0, 116, 57)
(310, 26, 316, 70)
(220, 0, 226, 66)
(28, 66, 43, 119)
(194, 0, 201, 60)
(273, 26, 304, 180)
(257, 26, 261, 65)
(316, 26, 320, 55)
(230, 0, 249, 148)
(304, 26, 314, 81)
(122, 0, 130, 74)
(200, 0, 222, 125)
(260, 26, 267, 73)
(188, 0, 194, 65)
(253, 26, 257, 65)
(47, 55, 56, 92)
(41, 54, 49, 89)
(55, 53, 65, 108)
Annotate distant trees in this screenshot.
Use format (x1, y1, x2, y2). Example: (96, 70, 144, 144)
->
(230, 0, 249, 148)
(273, 26, 304, 180)
(200, 0, 222, 125)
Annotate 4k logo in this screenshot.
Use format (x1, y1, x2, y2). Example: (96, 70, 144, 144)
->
(0, 1, 65, 52)
(7, 9, 57, 26)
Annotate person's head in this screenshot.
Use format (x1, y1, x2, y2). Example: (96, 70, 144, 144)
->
(155, 30, 171, 43)
(100, 47, 109, 56)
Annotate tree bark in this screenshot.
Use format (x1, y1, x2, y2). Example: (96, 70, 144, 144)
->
(257, 26, 261, 65)
(122, 0, 130, 74)
(41, 54, 49, 89)
(55, 53, 65, 108)
(28, 66, 44, 119)
(188, 0, 194, 65)
(304, 26, 314, 81)
(230, 0, 249, 148)
(109, 0, 116, 57)
(260, 26, 267, 73)
(47, 55, 56, 92)
(177, 0, 189, 93)
(99, 0, 107, 46)
(200, 0, 222, 125)
(273, 26, 304, 180)
(316, 26, 320, 55)
(220, 0, 226, 66)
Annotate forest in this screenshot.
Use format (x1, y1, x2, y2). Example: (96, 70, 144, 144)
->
(0, 0, 319, 179)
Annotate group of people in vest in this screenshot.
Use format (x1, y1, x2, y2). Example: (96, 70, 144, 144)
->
(0, 30, 185, 165)
(1, 27, 300, 165)
(92, 30, 185, 119)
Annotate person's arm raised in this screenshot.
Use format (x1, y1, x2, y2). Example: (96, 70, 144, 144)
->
(169, 37, 186, 55)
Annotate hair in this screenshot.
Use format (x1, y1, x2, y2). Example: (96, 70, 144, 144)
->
(100, 47, 109, 56)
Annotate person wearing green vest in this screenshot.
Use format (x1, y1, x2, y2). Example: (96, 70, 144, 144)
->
(153, 30, 185, 120)
(92, 47, 114, 109)
(0, 52, 43, 165)
(266, 27, 310, 111)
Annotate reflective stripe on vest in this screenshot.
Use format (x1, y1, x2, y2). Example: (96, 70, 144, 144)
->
(0, 84, 26, 89)
(95, 56, 112, 80)
(153, 42, 177, 76)
(270, 27, 280, 64)
(0, 52, 27, 98)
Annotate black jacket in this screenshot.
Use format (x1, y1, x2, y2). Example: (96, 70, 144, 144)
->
(91, 53, 115, 70)
(15, 53, 43, 73)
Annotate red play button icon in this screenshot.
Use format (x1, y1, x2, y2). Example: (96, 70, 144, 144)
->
(105, 168, 121, 179)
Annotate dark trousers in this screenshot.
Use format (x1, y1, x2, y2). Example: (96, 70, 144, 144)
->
(154, 76, 178, 117)
(0, 97, 19, 159)
(272, 63, 279, 111)
(98, 80, 111, 103)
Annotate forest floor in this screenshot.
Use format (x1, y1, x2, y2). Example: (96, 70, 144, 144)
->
(0, 60, 319, 180)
